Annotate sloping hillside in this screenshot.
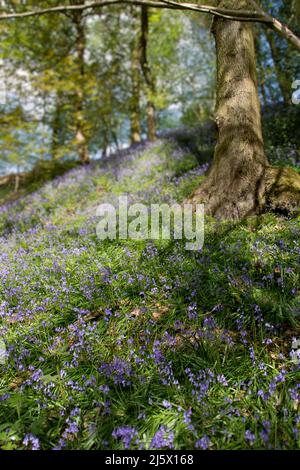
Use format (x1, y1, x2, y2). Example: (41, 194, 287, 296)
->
(0, 138, 299, 450)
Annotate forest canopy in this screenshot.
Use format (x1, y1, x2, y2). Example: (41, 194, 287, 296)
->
(0, 0, 299, 217)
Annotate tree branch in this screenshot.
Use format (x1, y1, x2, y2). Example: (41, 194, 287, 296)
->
(0, 0, 271, 22)
(248, 0, 300, 54)
(0, 0, 299, 53)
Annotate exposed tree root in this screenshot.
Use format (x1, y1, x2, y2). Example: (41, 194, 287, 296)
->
(264, 166, 300, 216)
(186, 165, 300, 220)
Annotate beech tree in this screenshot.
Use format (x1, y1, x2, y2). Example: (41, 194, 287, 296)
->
(187, 0, 300, 218)
(72, 0, 90, 163)
(129, 6, 157, 143)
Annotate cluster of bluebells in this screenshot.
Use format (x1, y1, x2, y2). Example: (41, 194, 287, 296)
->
(22, 434, 40, 450)
(112, 426, 139, 449)
(195, 435, 211, 450)
(0, 139, 299, 450)
(150, 426, 174, 449)
(99, 357, 133, 387)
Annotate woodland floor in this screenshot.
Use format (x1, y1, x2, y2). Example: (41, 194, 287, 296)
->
(0, 123, 299, 449)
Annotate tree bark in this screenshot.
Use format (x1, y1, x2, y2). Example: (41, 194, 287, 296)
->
(140, 6, 156, 141)
(186, 0, 300, 219)
(73, 6, 90, 163)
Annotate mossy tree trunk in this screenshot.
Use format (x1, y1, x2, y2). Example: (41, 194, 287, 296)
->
(187, 0, 300, 219)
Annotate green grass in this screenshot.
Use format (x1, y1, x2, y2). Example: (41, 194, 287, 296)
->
(0, 159, 79, 207)
(0, 140, 299, 450)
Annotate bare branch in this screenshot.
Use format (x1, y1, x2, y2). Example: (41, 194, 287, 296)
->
(0, 0, 270, 22)
(248, 0, 300, 53)
(0, 0, 298, 53)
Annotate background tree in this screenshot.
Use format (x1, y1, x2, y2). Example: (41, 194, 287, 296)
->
(140, 6, 156, 141)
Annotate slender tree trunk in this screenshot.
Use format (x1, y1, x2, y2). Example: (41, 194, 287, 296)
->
(14, 173, 20, 193)
(187, 0, 300, 219)
(73, 9, 90, 163)
(254, 31, 268, 107)
(102, 126, 109, 159)
(259, 75, 268, 108)
(130, 14, 142, 145)
(102, 146, 108, 159)
(265, 30, 291, 105)
(51, 112, 60, 161)
(112, 129, 120, 151)
(140, 6, 156, 141)
(51, 92, 63, 160)
(293, 0, 300, 28)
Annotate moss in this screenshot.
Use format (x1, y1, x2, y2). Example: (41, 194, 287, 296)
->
(265, 166, 300, 215)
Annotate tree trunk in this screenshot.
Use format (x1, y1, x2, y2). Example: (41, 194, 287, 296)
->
(73, 9, 90, 164)
(51, 91, 63, 160)
(265, 30, 292, 105)
(254, 30, 268, 107)
(130, 15, 142, 145)
(188, 1, 267, 219)
(293, 0, 300, 28)
(14, 173, 20, 193)
(187, 0, 300, 219)
(259, 74, 268, 108)
(102, 126, 109, 159)
(140, 6, 156, 141)
(112, 129, 120, 151)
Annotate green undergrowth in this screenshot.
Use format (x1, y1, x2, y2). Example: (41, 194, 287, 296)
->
(0, 140, 299, 450)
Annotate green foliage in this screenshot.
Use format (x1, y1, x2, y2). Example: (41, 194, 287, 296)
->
(0, 3, 216, 169)
(263, 104, 300, 168)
